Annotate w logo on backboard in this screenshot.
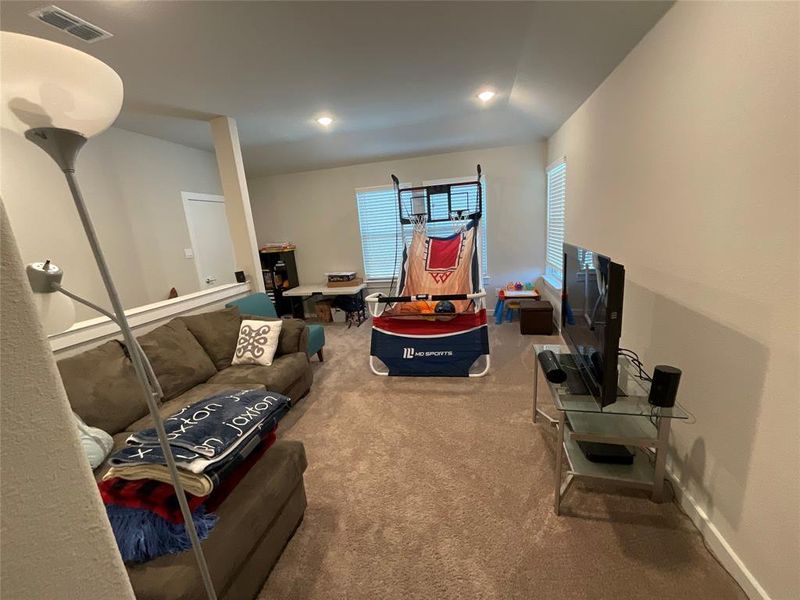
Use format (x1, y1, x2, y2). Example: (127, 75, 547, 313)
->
(429, 272, 453, 284)
(403, 347, 415, 359)
(425, 233, 463, 285)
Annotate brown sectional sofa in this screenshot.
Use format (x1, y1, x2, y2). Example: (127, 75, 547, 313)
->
(56, 306, 312, 600)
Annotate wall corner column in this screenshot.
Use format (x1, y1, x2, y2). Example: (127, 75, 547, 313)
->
(210, 116, 264, 292)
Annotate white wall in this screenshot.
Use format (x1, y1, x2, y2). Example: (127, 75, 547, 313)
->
(249, 143, 546, 306)
(547, 3, 798, 598)
(1, 202, 136, 600)
(1, 126, 224, 320)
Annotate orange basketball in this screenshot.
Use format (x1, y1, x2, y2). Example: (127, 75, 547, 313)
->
(415, 300, 435, 314)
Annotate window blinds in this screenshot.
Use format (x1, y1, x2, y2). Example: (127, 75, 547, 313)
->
(356, 186, 405, 280)
(545, 161, 566, 284)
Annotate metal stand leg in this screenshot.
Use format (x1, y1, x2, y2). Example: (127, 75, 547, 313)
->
(554, 410, 566, 515)
(532, 351, 557, 426)
(533, 360, 539, 423)
(652, 416, 671, 502)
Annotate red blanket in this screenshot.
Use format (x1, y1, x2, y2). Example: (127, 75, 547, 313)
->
(100, 430, 277, 523)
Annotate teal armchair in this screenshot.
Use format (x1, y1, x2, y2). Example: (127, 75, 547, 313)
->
(227, 293, 325, 361)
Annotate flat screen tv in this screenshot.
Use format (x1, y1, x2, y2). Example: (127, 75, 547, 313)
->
(561, 243, 625, 407)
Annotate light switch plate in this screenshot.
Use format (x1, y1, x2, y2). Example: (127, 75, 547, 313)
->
(184, 248, 194, 259)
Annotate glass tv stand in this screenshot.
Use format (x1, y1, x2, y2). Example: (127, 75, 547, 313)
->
(532, 344, 689, 515)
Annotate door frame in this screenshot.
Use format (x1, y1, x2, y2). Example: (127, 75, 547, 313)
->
(181, 191, 229, 289)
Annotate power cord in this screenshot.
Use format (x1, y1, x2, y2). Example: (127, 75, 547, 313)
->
(618, 347, 653, 382)
(618, 347, 697, 425)
(660, 477, 748, 597)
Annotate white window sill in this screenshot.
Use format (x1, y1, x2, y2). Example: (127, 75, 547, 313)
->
(543, 273, 562, 291)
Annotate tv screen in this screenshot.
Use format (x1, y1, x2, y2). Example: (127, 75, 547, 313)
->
(561, 243, 625, 407)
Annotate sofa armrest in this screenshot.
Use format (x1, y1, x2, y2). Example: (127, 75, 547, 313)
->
(241, 315, 308, 358)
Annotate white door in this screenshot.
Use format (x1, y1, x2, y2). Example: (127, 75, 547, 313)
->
(182, 192, 237, 289)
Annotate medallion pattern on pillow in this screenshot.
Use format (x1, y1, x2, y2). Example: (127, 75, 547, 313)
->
(233, 319, 282, 366)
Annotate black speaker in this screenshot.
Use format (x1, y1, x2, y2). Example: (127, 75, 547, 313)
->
(234, 271, 246, 283)
(648, 365, 681, 407)
(537, 350, 567, 384)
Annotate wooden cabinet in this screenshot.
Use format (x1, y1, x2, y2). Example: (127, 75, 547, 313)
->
(259, 250, 302, 318)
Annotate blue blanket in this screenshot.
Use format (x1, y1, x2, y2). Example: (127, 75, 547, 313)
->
(129, 389, 290, 457)
(110, 390, 290, 473)
(107, 505, 217, 563)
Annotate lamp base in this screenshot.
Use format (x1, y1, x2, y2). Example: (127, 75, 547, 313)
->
(24, 127, 87, 172)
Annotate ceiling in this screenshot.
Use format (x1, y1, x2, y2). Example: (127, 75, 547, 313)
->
(0, 1, 672, 176)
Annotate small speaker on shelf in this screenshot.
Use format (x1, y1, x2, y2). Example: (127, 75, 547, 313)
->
(648, 365, 681, 407)
(234, 271, 246, 283)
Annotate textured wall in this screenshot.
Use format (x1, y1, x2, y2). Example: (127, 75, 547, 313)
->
(547, 2, 799, 597)
(0, 201, 136, 599)
(249, 143, 547, 306)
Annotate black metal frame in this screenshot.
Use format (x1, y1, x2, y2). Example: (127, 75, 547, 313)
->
(392, 164, 482, 225)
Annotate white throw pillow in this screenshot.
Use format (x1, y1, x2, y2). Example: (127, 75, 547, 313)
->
(232, 319, 282, 366)
(72, 412, 113, 469)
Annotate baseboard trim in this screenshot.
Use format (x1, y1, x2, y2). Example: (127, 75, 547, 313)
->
(666, 467, 770, 600)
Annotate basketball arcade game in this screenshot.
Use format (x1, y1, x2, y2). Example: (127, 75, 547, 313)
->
(366, 166, 490, 377)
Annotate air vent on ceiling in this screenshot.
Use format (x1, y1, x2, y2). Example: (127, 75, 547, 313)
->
(28, 5, 113, 43)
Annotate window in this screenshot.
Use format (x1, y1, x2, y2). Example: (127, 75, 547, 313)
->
(356, 186, 404, 280)
(581, 248, 594, 269)
(356, 179, 488, 281)
(545, 160, 566, 287)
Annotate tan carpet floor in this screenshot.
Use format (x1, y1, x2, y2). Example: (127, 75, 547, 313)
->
(259, 322, 745, 600)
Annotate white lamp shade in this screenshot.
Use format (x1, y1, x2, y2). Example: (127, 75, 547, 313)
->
(32, 290, 76, 335)
(0, 31, 123, 138)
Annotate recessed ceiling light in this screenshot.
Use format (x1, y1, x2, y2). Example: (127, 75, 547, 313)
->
(316, 116, 333, 126)
(477, 90, 496, 103)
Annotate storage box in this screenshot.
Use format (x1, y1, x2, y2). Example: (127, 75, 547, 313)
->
(328, 277, 363, 288)
(314, 299, 334, 323)
(519, 300, 554, 335)
(326, 271, 357, 283)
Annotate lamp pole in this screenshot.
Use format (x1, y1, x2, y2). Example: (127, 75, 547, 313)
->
(26, 127, 217, 600)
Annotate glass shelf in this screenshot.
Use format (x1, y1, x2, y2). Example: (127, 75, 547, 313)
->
(566, 411, 658, 445)
(533, 343, 689, 420)
(563, 435, 655, 486)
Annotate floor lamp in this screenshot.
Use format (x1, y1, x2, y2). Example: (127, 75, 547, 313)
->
(1, 32, 216, 600)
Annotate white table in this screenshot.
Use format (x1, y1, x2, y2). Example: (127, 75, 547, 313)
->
(282, 282, 368, 326)
(501, 289, 541, 299)
(282, 282, 367, 297)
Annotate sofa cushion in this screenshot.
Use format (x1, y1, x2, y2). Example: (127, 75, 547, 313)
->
(278, 319, 308, 357)
(126, 383, 266, 433)
(126, 440, 307, 600)
(138, 319, 216, 400)
(179, 307, 241, 371)
(57, 340, 150, 435)
(208, 352, 309, 397)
